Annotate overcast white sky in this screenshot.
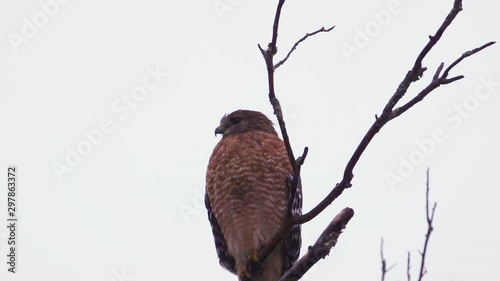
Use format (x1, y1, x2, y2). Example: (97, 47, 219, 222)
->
(0, 0, 499, 280)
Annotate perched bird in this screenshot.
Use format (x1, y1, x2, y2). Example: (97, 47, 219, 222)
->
(205, 109, 302, 281)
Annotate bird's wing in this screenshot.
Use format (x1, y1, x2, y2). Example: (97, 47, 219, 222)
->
(205, 192, 236, 274)
(282, 176, 303, 273)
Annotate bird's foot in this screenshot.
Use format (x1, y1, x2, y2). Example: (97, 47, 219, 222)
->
(238, 269, 252, 281)
(238, 254, 262, 281)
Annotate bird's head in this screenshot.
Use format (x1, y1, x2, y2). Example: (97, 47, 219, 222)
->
(215, 110, 278, 137)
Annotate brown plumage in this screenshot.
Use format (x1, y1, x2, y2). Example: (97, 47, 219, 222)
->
(205, 110, 302, 281)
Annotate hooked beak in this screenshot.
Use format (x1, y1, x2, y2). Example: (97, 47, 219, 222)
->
(214, 126, 225, 136)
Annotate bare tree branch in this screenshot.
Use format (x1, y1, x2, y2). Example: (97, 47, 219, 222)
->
(417, 168, 437, 281)
(278, 208, 354, 281)
(292, 0, 493, 228)
(380, 238, 396, 281)
(390, 41, 496, 119)
(381, 239, 387, 281)
(253, 0, 318, 271)
(248, 0, 493, 279)
(379, 170, 437, 281)
(274, 25, 335, 69)
(257, 0, 296, 170)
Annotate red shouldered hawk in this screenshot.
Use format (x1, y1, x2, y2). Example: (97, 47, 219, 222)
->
(205, 109, 302, 281)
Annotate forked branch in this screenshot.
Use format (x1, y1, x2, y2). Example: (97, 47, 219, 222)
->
(249, 0, 493, 279)
(417, 169, 437, 281)
(381, 169, 437, 281)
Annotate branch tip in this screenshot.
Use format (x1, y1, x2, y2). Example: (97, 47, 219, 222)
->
(275, 25, 336, 69)
(433, 63, 444, 80)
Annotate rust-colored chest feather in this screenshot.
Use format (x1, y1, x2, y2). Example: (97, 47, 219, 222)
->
(206, 131, 291, 243)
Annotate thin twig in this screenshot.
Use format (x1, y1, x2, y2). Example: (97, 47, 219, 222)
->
(442, 41, 496, 78)
(278, 208, 354, 281)
(381, 238, 387, 281)
(407, 252, 411, 281)
(274, 25, 335, 69)
(417, 168, 437, 281)
(380, 238, 396, 281)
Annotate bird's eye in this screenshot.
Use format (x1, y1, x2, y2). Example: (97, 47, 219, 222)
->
(231, 117, 242, 124)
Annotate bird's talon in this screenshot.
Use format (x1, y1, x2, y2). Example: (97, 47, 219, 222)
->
(248, 256, 262, 273)
(238, 266, 253, 281)
(239, 255, 262, 280)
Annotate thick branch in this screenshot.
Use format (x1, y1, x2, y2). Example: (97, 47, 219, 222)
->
(278, 208, 354, 281)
